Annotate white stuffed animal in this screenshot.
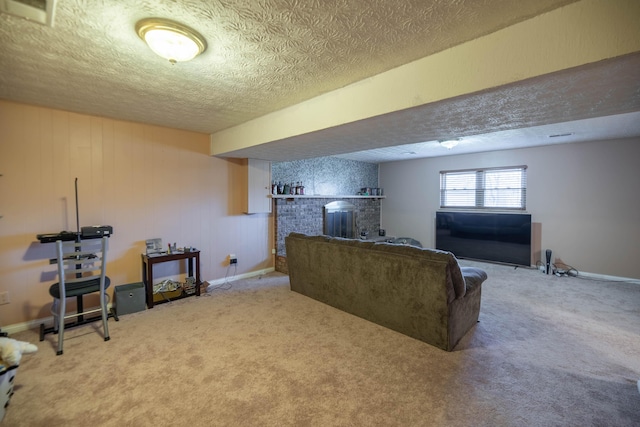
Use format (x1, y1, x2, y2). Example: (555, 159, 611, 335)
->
(0, 337, 37, 371)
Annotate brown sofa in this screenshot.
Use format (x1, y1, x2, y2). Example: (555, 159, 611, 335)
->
(285, 232, 488, 351)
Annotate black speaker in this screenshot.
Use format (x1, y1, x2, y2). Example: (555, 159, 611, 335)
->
(545, 249, 552, 275)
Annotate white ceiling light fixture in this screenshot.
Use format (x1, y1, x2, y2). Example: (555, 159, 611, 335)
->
(439, 138, 461, 149)
(136, 18, 207, 64)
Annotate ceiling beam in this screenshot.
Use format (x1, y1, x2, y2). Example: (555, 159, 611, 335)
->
(210, 0, 640, 160)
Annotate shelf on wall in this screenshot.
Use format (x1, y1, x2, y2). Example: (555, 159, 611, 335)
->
(270, 195, 385, 199)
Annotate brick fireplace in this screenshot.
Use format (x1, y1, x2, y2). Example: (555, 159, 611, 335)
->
(274, 196, 382, 273)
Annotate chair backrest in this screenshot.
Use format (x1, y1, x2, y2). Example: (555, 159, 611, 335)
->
(55, 237, 108, 299)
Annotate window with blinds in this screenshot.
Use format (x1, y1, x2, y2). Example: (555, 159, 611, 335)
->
(440, 166, 527, 210)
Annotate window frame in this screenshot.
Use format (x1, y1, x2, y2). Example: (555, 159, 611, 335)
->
(439, 165, 527, 211)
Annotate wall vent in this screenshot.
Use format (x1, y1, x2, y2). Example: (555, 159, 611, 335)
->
(0, 0, 57, 27)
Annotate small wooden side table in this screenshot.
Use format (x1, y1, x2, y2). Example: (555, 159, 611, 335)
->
(141, 251, 201, 308)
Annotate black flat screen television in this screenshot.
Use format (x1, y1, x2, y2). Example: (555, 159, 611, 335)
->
(435, 211, 532, 267)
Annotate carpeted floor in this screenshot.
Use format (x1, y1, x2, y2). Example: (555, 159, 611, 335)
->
(4, 261, 640, 426)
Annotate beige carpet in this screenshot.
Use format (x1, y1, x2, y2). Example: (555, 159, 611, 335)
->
(5, 262, 640, 426)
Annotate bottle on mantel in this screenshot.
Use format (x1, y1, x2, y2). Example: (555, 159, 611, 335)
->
(283, 182, 290, 195)
(299, 182, 305, 195)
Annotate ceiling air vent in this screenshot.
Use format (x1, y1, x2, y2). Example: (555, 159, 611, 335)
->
(0, 0, 57, 27)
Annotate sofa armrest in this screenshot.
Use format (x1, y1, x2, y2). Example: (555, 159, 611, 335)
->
(460, 267, 488, 292)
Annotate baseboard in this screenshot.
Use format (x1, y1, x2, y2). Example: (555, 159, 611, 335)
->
(204, 267, 276, 288)
(3, 268, 277, 336)
(576, 271, 640, 285)
(467, 259, 640, 285)
(0, 302, 116, 336)
(2, 318, 48, 335)
(528, 264, 640, 284)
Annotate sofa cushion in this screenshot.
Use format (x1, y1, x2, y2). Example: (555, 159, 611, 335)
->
(372, 242, 467, 300)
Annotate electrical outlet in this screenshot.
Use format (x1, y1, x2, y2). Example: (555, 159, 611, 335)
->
(0, 291, 9, 305)
(229, 254, 237, 265)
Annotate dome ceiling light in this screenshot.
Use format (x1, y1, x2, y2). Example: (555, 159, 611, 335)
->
(439, 138, 461, 149)
(136, 18, 207, 64)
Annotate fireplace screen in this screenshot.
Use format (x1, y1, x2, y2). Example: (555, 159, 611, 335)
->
(324, 201, 356, 238)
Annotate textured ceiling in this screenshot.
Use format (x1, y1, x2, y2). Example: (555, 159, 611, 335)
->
(1, 0, 578, 134)
(2, 0, 639, 163)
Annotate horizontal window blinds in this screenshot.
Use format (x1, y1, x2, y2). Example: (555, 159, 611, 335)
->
(440, 166, 527, 210)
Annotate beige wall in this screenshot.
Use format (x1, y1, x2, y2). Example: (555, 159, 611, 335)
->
(379, 138, 640, 279)
(0, 100, 273, 328)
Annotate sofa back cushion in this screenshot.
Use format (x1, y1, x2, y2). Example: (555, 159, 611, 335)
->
(370, 242, 467, 300)
(285, 233, 467, 302)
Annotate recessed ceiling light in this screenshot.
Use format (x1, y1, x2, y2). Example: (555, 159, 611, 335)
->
(136, 18, 207, 64)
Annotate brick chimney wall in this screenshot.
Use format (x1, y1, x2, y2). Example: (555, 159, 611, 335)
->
(274, 197, 382, 273)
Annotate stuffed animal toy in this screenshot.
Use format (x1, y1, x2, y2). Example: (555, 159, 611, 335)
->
(0, 337, 37, 372)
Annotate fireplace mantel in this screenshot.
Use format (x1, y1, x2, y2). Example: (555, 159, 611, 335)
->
(271, 195, 385, 199)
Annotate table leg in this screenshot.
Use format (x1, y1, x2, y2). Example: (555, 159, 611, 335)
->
(195, 253, 201, 296)
(142, 258, 154, 309)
